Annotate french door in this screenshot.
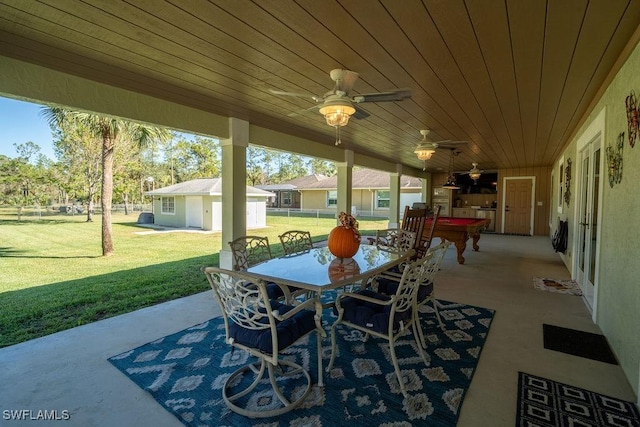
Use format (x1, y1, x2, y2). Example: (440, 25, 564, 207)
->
(575, 137, 602, 312)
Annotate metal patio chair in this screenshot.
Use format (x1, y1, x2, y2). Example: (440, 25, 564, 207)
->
(203, 267, 325, 418)
(278, 230, 314, 255)
(326, 253, 434, 397)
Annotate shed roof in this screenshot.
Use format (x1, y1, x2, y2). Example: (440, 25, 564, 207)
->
(146, 178, 274, 197)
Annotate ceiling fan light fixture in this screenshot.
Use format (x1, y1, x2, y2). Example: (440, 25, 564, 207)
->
(469, 162, 482, 181)
(318, 99, 356, 127)
(414, 143, 436, 160)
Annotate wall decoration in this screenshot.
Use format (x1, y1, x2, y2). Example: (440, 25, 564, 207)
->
(626, 90, 638, 148)
(606, 132, 624, 187)
(564, 158, 572, 205)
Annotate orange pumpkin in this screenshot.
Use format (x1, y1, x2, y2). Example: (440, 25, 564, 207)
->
(327, 226, 360, 258)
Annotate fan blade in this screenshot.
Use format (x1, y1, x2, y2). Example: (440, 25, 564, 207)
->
(352, 105, 370, 120)
(352, 88, 412, 103)
(269, 89, 322, 102)
(287, 104, 321, 117)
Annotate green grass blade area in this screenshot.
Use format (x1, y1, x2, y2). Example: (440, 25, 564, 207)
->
(0, 210, 388, 347)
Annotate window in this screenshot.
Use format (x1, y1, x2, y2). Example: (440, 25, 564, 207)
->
(161, 196, 175, 214)
(282, 191, 291, 206)
(376, 190, 390, 208)
(327, 190, 337, 207)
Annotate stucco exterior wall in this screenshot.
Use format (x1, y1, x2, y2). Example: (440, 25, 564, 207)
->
(152, 195, 187, 228)
(555, 39, 640, 395)
(152, 195, 267, 231)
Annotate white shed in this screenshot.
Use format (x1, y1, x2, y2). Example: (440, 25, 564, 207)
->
(146, 178, 274, 231)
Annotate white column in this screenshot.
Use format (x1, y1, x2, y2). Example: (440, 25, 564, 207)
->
(422, 174, 431, 206)
(388, 165, 401, 228)
(336, 150, 354, 220)
(219, 118, 249, 270)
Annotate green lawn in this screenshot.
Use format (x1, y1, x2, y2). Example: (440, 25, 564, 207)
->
(0, 209, 388, 347)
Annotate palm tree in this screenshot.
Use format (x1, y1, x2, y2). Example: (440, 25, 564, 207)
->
(43, 107, 170, 256)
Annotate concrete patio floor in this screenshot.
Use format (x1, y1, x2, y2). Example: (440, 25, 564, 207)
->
(1, 234, 637, 426)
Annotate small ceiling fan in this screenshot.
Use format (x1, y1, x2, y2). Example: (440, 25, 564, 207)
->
(270, 69, 411, 145)
(459, 162, 485, 183)
(414, 129, 468, 170)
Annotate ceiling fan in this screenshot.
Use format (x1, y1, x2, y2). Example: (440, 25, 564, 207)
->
(270, 69, 411, 145)
(458, 162, 485, 183)
(414, 129, 468, 170)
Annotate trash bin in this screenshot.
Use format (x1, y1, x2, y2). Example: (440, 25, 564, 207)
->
(137, 212, 154, 224)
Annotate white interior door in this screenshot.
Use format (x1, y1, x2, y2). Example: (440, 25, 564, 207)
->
(575, 137, 602, 313)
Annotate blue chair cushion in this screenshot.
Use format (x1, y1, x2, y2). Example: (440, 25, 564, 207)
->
(228, 300, 316, 353)
(266, 282, 285, 299)
(266, 282, 303, 301)
(376, 277, 434, 302)
(333, 289, 411, 334)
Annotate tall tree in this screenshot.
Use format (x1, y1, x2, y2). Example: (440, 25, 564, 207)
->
(308, 157, 336, 177)
(53, 118, 102, 221)
(0, 142, 52, 219)
(43, 107, 170, 256)
(172, 135, 220, 181)
(246, 145, 266, 186)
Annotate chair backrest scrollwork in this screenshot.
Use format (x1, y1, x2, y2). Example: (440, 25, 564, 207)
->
(278, 230, 314, 255)
(228, 236, 272, 271)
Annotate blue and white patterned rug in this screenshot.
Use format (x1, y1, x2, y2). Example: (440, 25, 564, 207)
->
(109, 299, 494, 426)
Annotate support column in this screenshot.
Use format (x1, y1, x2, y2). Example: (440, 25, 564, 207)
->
(422, 174, 431, 206)
(336, 150, 354, 220)
(388, 165, 401, 228)
(219, 118, 249, 269)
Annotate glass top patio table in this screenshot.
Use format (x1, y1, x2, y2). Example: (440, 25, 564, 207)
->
(246, 244, 408, 293)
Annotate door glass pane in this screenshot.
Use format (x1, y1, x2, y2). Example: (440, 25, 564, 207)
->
(579, 155, 589, 272)
(589, 149, 601, 284)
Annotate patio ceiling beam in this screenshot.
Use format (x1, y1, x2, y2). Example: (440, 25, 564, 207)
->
(0, 56, 230, 139)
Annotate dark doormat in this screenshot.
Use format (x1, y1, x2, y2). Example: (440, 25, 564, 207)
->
(543, 324, 618, 365)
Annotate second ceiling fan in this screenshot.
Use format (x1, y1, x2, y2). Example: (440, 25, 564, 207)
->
(270, 69, 411, 145)
(414, 129, 468, 170)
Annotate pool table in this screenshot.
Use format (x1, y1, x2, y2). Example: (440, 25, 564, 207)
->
(425, 217, 491, 264)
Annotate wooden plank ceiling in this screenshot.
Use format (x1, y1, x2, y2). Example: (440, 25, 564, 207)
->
(0, 0, 638, 173)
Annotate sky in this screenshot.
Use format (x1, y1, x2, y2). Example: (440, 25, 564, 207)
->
(0, 96, 56, 159)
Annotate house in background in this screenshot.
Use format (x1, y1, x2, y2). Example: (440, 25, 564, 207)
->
(256, 174, 327, 208)
(298, 169, 424, 216)
(146, 178, 273, 231)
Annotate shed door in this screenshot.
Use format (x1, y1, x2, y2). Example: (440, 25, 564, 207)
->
(186, 196, 203, 228)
